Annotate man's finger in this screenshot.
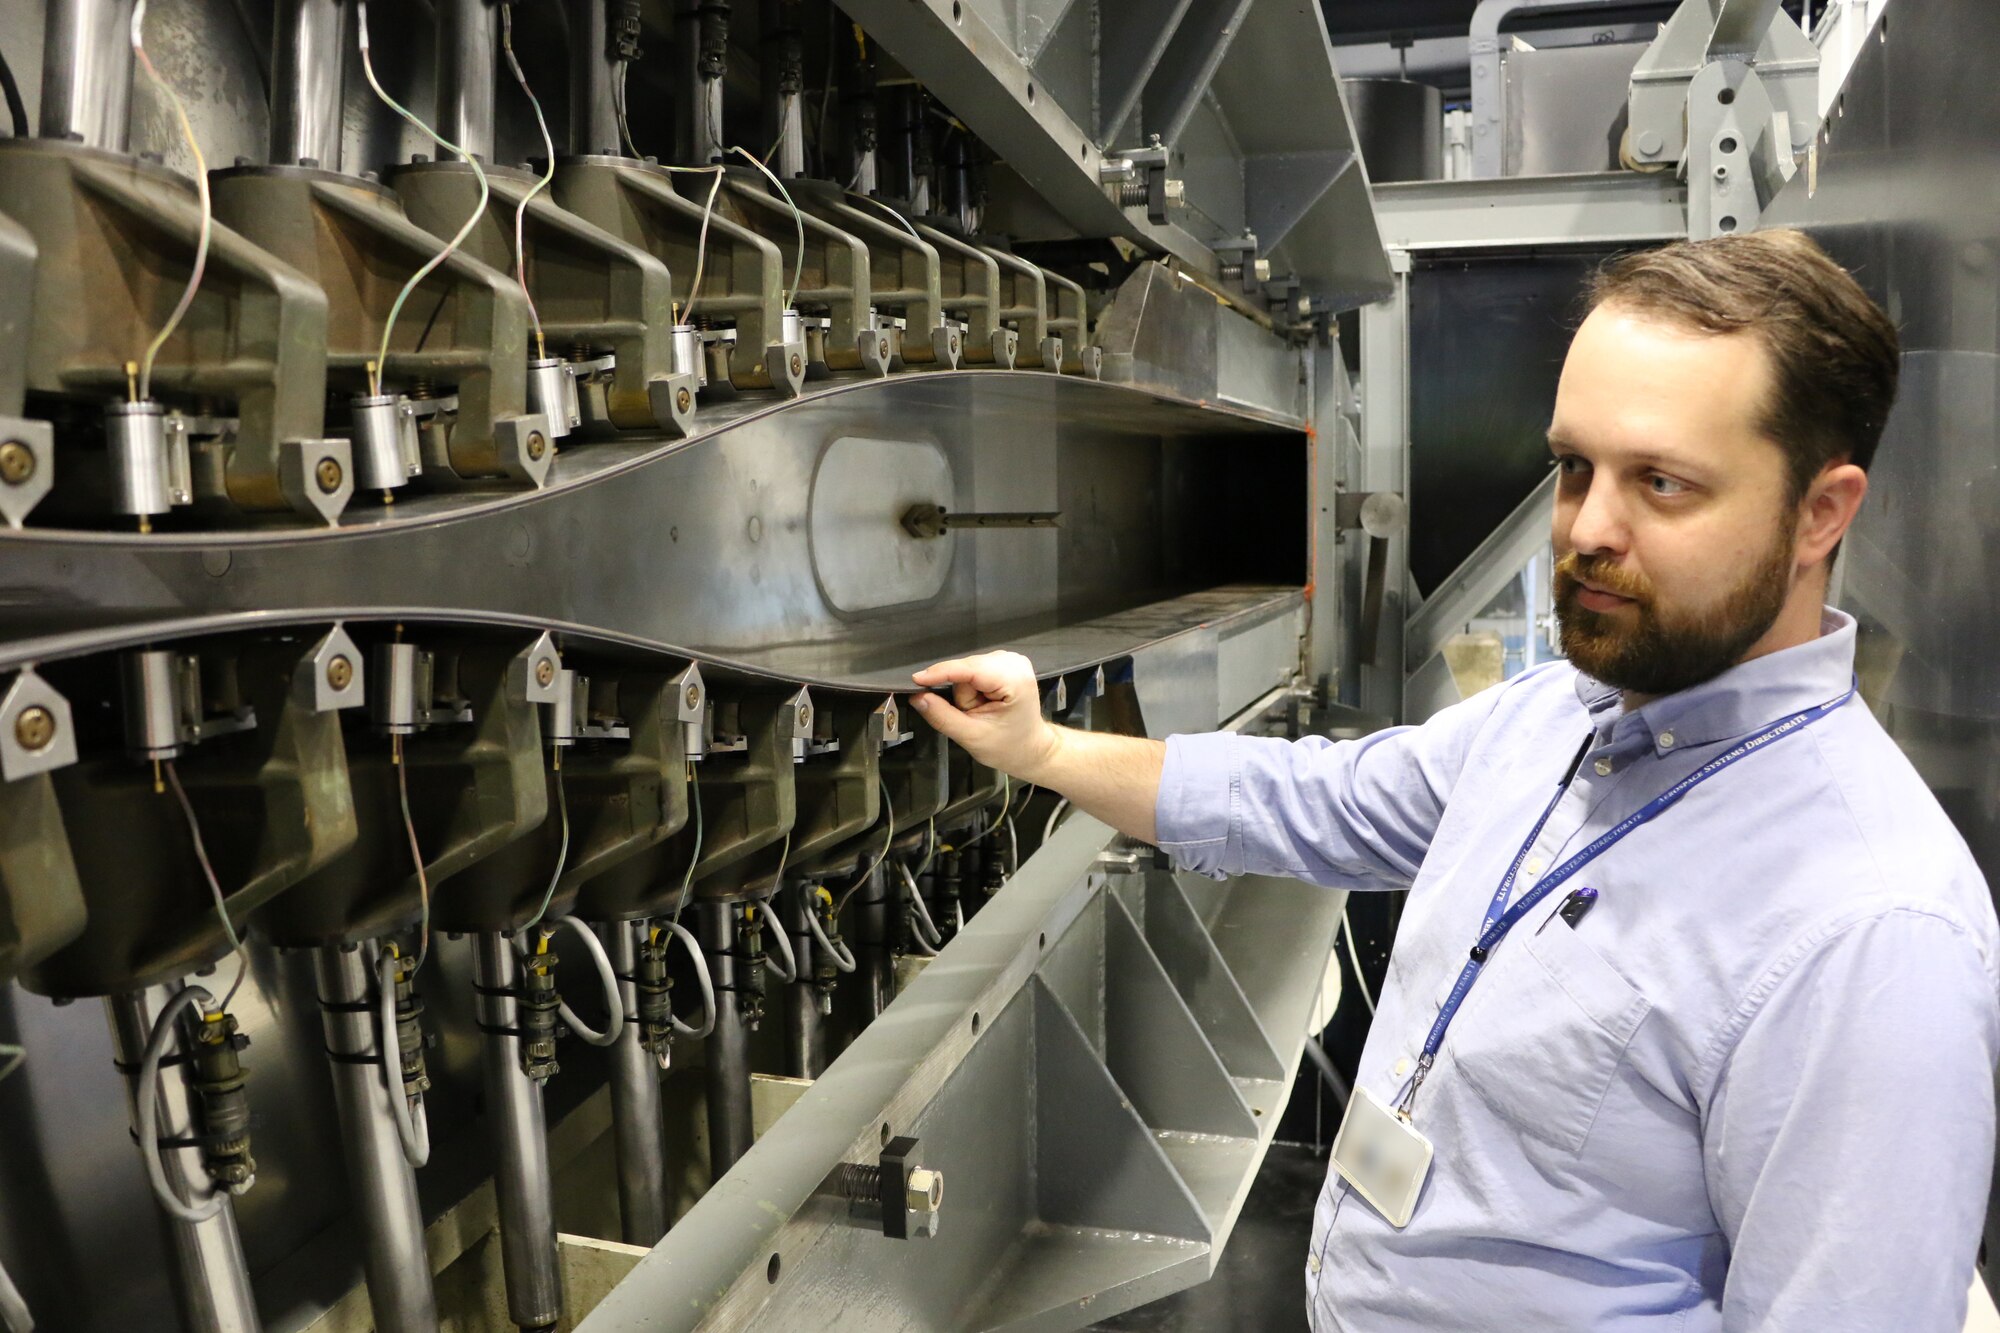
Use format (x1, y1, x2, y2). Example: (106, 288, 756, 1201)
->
(909, 691, 977, 745)
(911, 655, 1021, 699)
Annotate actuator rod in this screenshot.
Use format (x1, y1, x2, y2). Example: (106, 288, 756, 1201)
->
(702, 902, 754, 1179)
(271, 0, 347, 167)
(471, 934, 563, 1332)
(41, 0, 136, 151)
(601, 920, 669, 1245)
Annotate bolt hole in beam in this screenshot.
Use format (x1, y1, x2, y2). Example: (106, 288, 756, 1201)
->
(1027, 82, 1036, 104)
(1718, 87, 1736, 105)
(971, 1011, 982, 1036)
(881, 1121, 892, 1146)
(1719, 136, 1738, 154)
(951, 0, 961, 21)
(768, 1253, 781, 1284)
(1038, 932, 1047, 950)
(1720, 215, 1738, 232)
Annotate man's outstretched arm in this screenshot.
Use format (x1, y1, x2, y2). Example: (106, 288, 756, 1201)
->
(910, 652, 1165, 843)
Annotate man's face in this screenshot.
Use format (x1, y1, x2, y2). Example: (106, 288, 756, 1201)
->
(1548, 303, 1801, 697)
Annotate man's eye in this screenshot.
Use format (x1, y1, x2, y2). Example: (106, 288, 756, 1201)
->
(1556, 455, 1588, 476)
(1648, 474, 1689, 496)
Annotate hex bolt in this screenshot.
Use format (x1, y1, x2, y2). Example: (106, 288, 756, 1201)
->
(13, 705, 54, 751)
(315, 457, 344, 494)
(326, 656, 354, 691)
(535, 657, 556, 688)
(527, 430, 548, 461)
(906, 1167, 943, 1213)
(0, 441, 34, 485)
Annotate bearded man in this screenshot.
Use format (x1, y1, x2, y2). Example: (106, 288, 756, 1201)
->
(909, 231, 2000, 1331)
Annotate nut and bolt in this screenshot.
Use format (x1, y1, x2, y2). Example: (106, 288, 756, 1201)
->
(906, 1167, 943, 1213)
(326, 656, 354, 691)
(0, 441, 34, 485)
(315, 457, 344, 494)
(13, 705, 54, 751)
(527, 430, 548, 461)
(535, 657, 557, 688)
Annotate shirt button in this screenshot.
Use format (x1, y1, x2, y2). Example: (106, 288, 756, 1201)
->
(1659, 731, 1676, 749)
(1308, 1254, 1321, 1274)
(1524, 858, 1543, 877)
(1594, 758, 1613, 776)
(1394, 1057, 1411, 1077)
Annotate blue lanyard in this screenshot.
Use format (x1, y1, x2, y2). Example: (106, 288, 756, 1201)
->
(1399, 680, 1857, 1117)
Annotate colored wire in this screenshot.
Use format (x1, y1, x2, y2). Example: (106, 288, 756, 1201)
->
(832, 777, 895, 917)
(731, 144, 805, 309)
(899, 861, 943, 952)
(357, 0, 491, 397)
(853, 190, 925, 244)
(519, 764, 571, 934)
(130, 0, 212, 402)
(802, 886, 856, 973)
(656, 919, 717, 1038)
(958, 779, 1017, 851)
(667, 766, 706, 932)
(754, 895, 798, 982)
(163, 760, 247, 1012)
(392, 734, 432, 972)
(1342, 904, 1377, 1016)
(611, 63, 738, 327)
(500, 4, 555, 360)
(135, 984, 226, 1224)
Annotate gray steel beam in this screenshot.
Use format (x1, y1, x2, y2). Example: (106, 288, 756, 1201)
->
(1371, 171, 1688, 250)
(1098, 0, 1199, 145)
(1141, 0, 1258, 147)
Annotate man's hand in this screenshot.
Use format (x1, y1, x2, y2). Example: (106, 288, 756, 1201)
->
(909, 651, 1061, 782)
(910, 651, 1166, 844)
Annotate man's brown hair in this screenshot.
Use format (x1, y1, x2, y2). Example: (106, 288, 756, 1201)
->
(1586, 230, 1901, 501)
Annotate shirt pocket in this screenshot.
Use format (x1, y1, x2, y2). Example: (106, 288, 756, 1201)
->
(1445, 911, 1652, 1154)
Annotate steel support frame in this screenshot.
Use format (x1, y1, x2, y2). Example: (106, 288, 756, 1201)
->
(1355, 255, 1411, 724)
(1371, 172, 1690, 252)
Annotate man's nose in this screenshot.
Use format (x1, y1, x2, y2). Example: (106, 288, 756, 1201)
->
(1561, 476, 1628, 557)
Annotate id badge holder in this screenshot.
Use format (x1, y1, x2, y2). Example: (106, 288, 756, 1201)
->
(1330, 1084, 1434, 1228)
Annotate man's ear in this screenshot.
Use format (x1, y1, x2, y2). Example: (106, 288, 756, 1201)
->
(1797, 462, 1868, 570)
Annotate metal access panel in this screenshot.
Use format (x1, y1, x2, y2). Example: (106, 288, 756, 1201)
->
(1502, 41, 1653, 177)
(579, 813, 1345, 1331)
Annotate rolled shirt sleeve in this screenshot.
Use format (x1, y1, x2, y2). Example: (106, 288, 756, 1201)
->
(1703, 907, 2000, 1332)
(1153, 673, 1524, 889)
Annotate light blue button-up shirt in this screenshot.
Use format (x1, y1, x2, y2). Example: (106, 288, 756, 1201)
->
(1156, 610, 2000, 1331)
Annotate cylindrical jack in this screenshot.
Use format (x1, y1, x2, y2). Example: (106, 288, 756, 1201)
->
(526, 359, 580, 440)
(41, 0, 138, 153)
(105, 399, 182, 519)
(602, 921, 669, 1245)
(702, 901, 754, 1181)
(351, 394, 419, 494)
(271, 0, 347, 168)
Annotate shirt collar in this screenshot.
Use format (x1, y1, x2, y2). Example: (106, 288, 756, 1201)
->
(1571, 608, 1858, 755)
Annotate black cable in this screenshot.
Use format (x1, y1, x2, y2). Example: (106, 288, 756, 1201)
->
(0, 45, 28, 139)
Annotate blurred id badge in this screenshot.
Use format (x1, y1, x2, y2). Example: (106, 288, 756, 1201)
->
(1330, 1085, 1433, 1228)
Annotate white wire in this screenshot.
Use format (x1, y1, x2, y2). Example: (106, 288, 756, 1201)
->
(135, 984, 226, 1224)
(520, 765, 572, 934)
(898, 861, 943, 950)
(832, 778, 896, 916)
(550, 915, 625, 1047)
(667, 768, 705, 932)
(655, 919, 717, 1038)
(755, 897, 798, 982)
(500, 4, 556, 359)
(0, 1252, 29, 1333)
(374, 947, 430, 1168)
(1041, 796, 1072, 846)
(130, 0, 211, 403)
(357, 0, 492, 397)
(730, 145, 805, 309)
(163, 761, 247, 1012)
(1342, 904, 1377, 1016)
(803, 888, 858, 973)
(851, 190, 925, 245)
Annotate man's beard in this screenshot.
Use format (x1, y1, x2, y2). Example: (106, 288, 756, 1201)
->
(1554, 520, 1797, 697)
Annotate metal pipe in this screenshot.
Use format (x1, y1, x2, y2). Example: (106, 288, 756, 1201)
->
(859, 863, 893, 1019)
(313, 945, 441, 1333)
(761, 0, 804, 178)
(600, 920, 669, 1245)
(106, 985, 261, 1333)
(40, 0, 136, 151)
(701, 902, 753, 1179)
(471, 934, 563, 1332)
(435, 0, 499, 163)
(676, 0, 725, 164)
(564, 0, 622, 157)
(271, 0, 347, 168)
(784, 891, 822, 1077)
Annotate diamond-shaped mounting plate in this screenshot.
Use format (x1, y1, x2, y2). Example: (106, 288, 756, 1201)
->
(0, 667, 78, 780)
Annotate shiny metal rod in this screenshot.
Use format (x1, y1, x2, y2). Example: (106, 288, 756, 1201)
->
(564, 0, 622, 157)
(41, 0, 137, 151)
(471, 934, 563, 1332)
(859, 864, 893, 1020)
(314, 944, 440, 1333)
(436, 0, 499, 162)
(702, 902, 754, 1180)
(784, 891, 823, 1077)
(106, 984, 261, 1333)
(601, 920, 669, 1245)
(271, 0, 347, 167)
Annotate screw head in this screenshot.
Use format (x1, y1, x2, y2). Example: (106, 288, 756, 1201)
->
(878, 337, 890, 359)
(797, 702, 811, 728)
(949, 333, 960, 355)
(314, 456, 344, 493)
(676, 386, 692, 413)
(0, 441, 33, 485)
(535, 658, 556, 688)
(326, 655, 354, 690)
(790, 353, 803, 377)
(685, 682, 701, 710)
(13, 705, 54, 752)
(527, 430, 548, 461)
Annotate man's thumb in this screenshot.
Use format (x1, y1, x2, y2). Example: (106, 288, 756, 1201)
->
(910, 691, 977, 746)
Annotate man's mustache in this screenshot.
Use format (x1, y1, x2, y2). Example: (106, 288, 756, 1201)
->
(1554, 551, 1653, 604)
